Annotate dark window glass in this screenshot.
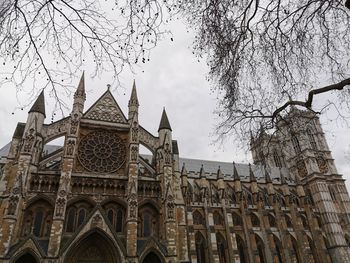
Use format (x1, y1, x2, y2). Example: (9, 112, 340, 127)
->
(107, 209, 114, 225)
(292, 135, 301, 154)
(307, 129, 317, 150)
(66, 208, 76, 232)
(273, 150, 282, 167)
(144, 213, 151, 237)
(33, 211, 43, 236)
(77, 208, 86, 227)
(116, 209, 123, 232)
(195, 232, 206, 263)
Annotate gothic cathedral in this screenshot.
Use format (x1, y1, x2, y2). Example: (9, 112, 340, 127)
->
(0, 75, 350, 263)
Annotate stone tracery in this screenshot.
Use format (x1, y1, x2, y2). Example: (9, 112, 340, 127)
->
(77, 131, 126, 173)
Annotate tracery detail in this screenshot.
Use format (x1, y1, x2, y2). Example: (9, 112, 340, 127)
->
(78, 131, 126, 173)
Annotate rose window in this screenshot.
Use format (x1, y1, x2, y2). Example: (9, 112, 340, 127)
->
(78, 131, 126, 173)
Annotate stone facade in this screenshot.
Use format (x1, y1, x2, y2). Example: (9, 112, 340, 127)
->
(0, 76, 350, 263)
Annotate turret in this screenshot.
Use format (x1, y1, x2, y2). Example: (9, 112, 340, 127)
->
(22, 90, 46, 157)
(25, 90, 46, 134)
(128, 80, 139, 120)
(158, 108, 172, 162)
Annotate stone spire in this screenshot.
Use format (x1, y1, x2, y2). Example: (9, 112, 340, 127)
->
(128, 80, 139, 107)
(128, 80, 139, 120)
(158, 108, 172, 132)
(74, 72, 86, 100)
(72, 72, 86, 114)
(217, 166, 224, 180)
(29, 90, 46, 117)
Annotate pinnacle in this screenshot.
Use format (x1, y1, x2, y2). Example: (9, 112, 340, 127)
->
(233, 162, 240, 181)
(181, 163, 187, 176)
(74, 72, 86, 99)
(217, 166, 224, 179)
(29, 90, 46, 117)
(265, 166, 272, 183)
(158, 108, 172, 132)
(128, 80, 139, 107)
(249, 163, 256, 182)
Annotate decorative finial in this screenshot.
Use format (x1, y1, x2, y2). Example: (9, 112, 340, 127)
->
(107, 84, 111, 90)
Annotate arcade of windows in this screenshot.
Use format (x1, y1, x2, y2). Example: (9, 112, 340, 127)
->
(20, 199, 161, 239)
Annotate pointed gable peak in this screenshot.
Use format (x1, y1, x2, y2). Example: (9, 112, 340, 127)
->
(84, 89, 127, 123)
(158, 108, 172, 132)
(29, 90, 46, 117)
(128, 79, 139, 107)
(74, 72, 86, 99)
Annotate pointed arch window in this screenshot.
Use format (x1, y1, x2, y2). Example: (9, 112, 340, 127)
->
(285, 215, 293, 228)
(107, 209, 114, 223)
(21, 200, 53, 238)
(33, 210, 44, 237)
(216, 233, 228, 263)
(268, 214, 277, 228)
(77, 208, 86, 228)
(138, 205, 159, 238)
(256, 235, 266, 263)
(329, 186, 337, 202)
(273, 149, 282, 167)
(236, 235, 247, 263)
(66, 208, 76, 233)
(213, 211, 224, 226)
(251, 214, 260, 227)
(307, 128, 317, 150)
(232, 212, 243, 227)
(193, 210, 205, 226)
(291, 135, 301, 154)
(143, 213, 151, 237)
(195, 232, 207, 263)
(116, 209, 123, 233)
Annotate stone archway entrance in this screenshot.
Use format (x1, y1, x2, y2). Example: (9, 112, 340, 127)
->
(65, 231, 120, 263)
(15, 253, 38, 263)
(142, 252, 162, 263)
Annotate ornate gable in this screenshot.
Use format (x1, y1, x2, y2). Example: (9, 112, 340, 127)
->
(83, 90, 127, 123)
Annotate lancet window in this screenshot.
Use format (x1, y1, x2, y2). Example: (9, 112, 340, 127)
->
(138, 204, 159, 238)
(291, 135, 301, 154)
(22, 199, 53, 238)
(65, 201, 93, 233)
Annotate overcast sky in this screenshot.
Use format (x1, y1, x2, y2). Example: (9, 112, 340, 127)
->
(0, 21, 349, 188)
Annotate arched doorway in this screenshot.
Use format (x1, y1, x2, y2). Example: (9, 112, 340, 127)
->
(65, 231, 120, 263)
(142, 252, 162, 263)
(15, 253, 38, 263)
